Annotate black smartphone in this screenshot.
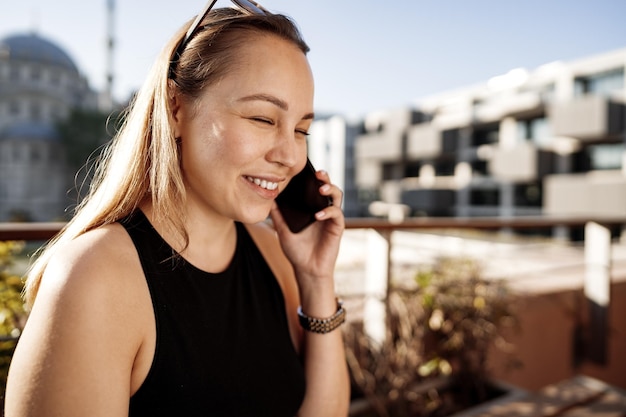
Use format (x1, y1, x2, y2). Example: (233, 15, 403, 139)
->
(276, 158, 332, 233)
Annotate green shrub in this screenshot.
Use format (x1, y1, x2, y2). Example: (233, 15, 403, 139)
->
(344, 257, 520, 417)
(0, 241, 27, 402)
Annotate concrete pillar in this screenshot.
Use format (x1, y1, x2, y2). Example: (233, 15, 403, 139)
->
(363, 229, 389, 346)
(584, 221, 611, 364)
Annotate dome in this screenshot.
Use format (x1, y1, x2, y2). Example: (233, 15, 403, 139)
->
(0, 33, 78, 72)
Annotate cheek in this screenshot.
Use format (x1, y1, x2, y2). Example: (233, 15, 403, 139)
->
(180, 122, 227, 163)
(179, 137, 219, 180)
(296, 142, 309, 168)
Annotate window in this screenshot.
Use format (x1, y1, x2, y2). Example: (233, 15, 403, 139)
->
(30, 102, 43, 121)
(434, 159, 456, 176)
(471, 160, 488, 175)
(472, 124, 499, 147)
(589, 144, 624, 170)
(30, 65, 42, 81)
(382, 162, 403, 180)
(9, 100, 20, 116)
(410, 110, 431, 125)
(12, 144, 22, 161)
(49, 70, 61, 86)
(404, 162, 421, 178)
(9, 65, 20, 81)
(442, 129, 460, 154)
(574, 68, 624, 96)
(514, 183, 542, 207)
(517, 116, 551, 147)
(31, 146, 41, 162)
(358, 188, 380, 205)
(470, 189, 499, 206)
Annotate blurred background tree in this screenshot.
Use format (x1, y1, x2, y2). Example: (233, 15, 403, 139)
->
(57, 108, 119, 171)
(56, 108, 122, 212)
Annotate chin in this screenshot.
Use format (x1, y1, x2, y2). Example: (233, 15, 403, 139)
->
(237, 208, 271, 225)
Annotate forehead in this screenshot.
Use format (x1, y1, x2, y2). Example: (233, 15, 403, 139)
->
(231, 32, 310, 71)
(210, 33, 314, 104)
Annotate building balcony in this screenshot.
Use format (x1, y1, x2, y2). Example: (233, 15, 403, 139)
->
(354, 132, 403, 161)
(545, 170, 626, 216)
(406, 123, 440, 159)
(488, 142, 554, 182)
(549, 95, 625, 141)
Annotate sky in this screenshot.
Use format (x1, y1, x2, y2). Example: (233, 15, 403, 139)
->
(2, 0, 626, 119)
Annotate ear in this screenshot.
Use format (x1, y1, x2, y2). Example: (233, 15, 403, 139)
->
(168, 81, 183, 138)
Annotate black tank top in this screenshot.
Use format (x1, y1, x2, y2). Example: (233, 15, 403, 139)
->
(122, 211, 306, 416)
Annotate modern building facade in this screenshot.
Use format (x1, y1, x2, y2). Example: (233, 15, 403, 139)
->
(1, 33, 624, 228)
(0, 33, 98, 221)
(307, 114, 362, 218)
(335, 48, 626, 229)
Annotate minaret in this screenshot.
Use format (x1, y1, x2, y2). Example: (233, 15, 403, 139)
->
(103, 0, 115, 110)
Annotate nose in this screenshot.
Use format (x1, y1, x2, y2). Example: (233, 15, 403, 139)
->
(266, 128, 302, 169)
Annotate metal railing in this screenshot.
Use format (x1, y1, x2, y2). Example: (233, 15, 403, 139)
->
(2, 214, 625, 364)
(3, 214, 626, 240)
(348, 215, 626, 366)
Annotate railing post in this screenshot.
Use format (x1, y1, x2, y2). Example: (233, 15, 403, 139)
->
(584, 221, 611, 365)
(363, 229, 389, 346)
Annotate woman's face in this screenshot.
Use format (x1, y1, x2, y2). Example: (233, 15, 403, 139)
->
(174, 33, 314, 225)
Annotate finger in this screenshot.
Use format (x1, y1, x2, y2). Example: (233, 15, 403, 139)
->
(314, 170, 344, 201)
(315, 198, 345, 226)
(315, 169, 331, 183)
(315, 207, 345, 235)
(319, 183, 343, 207)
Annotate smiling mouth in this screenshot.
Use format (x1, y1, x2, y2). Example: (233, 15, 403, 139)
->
(245, 176, 279, 191)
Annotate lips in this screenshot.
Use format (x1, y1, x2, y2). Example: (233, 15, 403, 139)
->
(245, 176, 279, 191)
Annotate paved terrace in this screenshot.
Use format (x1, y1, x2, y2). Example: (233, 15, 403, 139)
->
(335, 226, 626, 296)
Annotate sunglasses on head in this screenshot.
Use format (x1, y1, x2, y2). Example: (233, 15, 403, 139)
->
(170, 0, 269, 77)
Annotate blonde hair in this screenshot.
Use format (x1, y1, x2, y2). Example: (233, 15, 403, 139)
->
(24, 8, 309, 307)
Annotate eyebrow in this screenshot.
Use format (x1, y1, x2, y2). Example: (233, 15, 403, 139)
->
(237, 93, 315, 120)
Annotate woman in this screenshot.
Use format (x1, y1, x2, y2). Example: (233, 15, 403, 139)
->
(4, 1, 350, 416)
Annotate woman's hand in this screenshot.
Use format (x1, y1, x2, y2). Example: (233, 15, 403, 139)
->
(270, 171, 350, 417)
(270, 169, 344, 284)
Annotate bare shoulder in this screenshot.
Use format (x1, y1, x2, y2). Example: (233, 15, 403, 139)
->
(46, 222, 140, 290)
(5, 222, 149, 416)
(33, 221, 149, 342)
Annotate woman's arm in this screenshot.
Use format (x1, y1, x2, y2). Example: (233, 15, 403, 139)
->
(4, 225, 150, 417)
(293, 279, 350, 417)
(270, 170, 350, 417)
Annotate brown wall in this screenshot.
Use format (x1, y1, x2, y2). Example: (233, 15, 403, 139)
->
(489, 280, 626, 391)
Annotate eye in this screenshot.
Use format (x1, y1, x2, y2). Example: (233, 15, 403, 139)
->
(295, 129, 310, 137)
(250, 117, 274, 126)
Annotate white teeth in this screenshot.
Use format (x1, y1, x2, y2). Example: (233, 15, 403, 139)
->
(246, 176, 278, 190)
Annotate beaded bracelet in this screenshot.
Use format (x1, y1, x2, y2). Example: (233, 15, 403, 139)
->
(297, 298, 346, 334)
